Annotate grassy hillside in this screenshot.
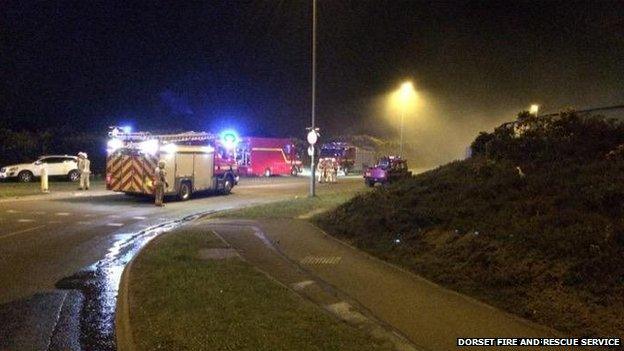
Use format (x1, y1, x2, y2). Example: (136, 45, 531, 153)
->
(315, 111, 624, 337)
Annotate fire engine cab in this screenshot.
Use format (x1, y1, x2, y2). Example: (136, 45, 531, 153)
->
(105, 129, 238, 200)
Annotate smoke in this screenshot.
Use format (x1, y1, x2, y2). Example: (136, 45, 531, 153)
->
(366, 89, 519, 169)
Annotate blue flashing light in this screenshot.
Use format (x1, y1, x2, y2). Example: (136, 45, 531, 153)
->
(220, 130, 239, 149)
(121, 125, 132, 133)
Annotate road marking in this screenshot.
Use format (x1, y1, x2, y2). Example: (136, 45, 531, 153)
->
(17, 219, 35, 223)
(0, 225, 46, 240)
(55, 212, 71, 216)
(107, 223, 124, 227)
(32, 211, 46, 215)
(77, 221, 92, 225)
(300, 256, 342, 265)
(325, 302, 369, 324)
(132, 216, 147, 220)
(6, 210, 20, 213)
(48, 220, 62, 224)
(83, 214, 95, 218)
(292, 280, 315, 291)
(108, 215, 121, 218)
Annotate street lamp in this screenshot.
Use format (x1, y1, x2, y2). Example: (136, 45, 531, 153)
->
(529, 104, 539, 116)
(309, 0, 318, 197)
(397, 81, 416, 158)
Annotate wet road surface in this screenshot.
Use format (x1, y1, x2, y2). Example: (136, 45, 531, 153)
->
(0, 177, 343, 350)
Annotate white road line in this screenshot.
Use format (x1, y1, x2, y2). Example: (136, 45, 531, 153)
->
(132, 216, 147, 220)
(108, 215, 121, 218)
(55, 212, 71, 216)
(83, 214, 95, 218)
(77, 221, 92, 225)
(0, 225, 46, 240)
(32, 211, 46, 215)
(6, 210, 19, 213)
(17, 219, 35, 223)
(48, 220, 62, 224)
(107, 223, 124, 227)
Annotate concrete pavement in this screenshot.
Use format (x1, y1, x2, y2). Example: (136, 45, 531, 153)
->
(204, 218, 561, 351)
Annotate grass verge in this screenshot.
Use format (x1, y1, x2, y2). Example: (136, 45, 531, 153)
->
(216, 183, 368, 219)
(127, 226, 392, 351)
(0, 178, 104, 198)
(314, 112, 624, 338)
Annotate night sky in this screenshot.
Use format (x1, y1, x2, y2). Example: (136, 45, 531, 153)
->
(2, 0, 624, 162)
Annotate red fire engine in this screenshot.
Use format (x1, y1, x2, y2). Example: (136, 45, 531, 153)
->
(236, 137, 302, 177)
(105, 130, 238, 200)
(319, 142, 375, 174)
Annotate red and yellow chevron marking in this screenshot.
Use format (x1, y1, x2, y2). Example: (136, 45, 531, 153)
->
(106, 154, 159, 194)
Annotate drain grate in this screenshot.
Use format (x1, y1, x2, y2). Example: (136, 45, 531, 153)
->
(300, 256, 342, 265)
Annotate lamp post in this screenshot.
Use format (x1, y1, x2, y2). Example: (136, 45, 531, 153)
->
(309, 0, 317, 197)
(397, 81, 415, 158)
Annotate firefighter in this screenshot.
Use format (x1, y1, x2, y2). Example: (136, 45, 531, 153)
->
(316, 159, 325, 183)
(324, 159, 333, 183)
(77, 152, 91, 190)
(330, 158, 338, 183)
(154, 160, 168, 207)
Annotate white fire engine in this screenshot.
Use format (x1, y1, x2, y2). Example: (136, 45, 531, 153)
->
(105, 129, 238, 200)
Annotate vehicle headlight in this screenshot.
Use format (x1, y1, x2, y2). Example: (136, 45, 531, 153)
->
(0, 167, 5, 172)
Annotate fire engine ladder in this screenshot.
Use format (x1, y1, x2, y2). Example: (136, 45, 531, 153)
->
(109, 130, 217, 144)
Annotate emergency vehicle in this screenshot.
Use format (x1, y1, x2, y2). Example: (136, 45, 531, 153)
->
(364, 156, 411, 187)
(236, 137, 302, 177)
(319, 142, 375, 174)
(105, 129, 238, 200)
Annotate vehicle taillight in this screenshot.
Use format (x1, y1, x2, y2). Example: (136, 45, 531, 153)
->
(106, 174, 111, 184)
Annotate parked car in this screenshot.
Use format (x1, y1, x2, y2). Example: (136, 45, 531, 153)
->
(0, 155, 80, 182)
(363, 156, 411, 187)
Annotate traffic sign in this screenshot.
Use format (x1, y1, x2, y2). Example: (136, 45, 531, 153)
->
(307, 130, 318, 145)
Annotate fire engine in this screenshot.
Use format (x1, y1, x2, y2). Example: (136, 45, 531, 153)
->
(319, 142, 375, 174)
(236, 137, 302, 177)
(105, 129, 238, 200)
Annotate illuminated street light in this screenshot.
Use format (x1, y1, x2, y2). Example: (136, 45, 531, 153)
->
(530, 104, 539, 116)
(396, 81, 416, 158)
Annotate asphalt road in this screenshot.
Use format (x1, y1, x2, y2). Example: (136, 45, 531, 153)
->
(0, 176, 339, 351)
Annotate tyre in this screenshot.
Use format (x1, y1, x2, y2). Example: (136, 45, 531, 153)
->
(366, 180, 375, 187)
(221, 176, 234, 195)
(290, 166, 298, 176)
(264, 168, 271, 177)
(68, 170, 80, 182)
(177, 181, 192, 201)
(18, 171, 34, 183)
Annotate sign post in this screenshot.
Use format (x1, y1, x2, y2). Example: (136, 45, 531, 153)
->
(307, 128, 319, 197)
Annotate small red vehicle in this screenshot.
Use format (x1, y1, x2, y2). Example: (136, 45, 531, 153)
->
(236, 137, 302, 177)
(363, 156, 411, 187)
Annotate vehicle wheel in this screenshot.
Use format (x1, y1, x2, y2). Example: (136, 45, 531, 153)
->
(18, 171, 34, 183)
(264, 168, 271, 177)
(178, 181, 192, 201)
(343, 167, 349, 175)
(366, 180, 375, 187)
(221, 176, 234, 195)
(290, 166, 298, 176)
(68, 170, 80, 182)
